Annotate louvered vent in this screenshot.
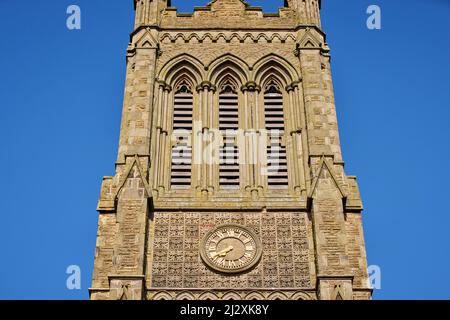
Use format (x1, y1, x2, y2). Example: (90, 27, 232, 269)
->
(265, 88, 288, 188)
(219, 87, 240, 189)
(171, 86, 192, 189)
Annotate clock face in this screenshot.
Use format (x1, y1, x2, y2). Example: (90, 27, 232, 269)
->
(200, 225, 262, 274)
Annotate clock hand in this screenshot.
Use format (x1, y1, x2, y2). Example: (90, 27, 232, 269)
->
(212, 246, 234, 258)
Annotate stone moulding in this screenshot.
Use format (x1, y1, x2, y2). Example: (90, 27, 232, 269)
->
(147, 289, 316, 300)
(160, 32, 297, 44)
(97, 154, 153, 213)
(156, 52, 301, 90)
(307, 155, 350, 212)
(112, 155, 153, 201)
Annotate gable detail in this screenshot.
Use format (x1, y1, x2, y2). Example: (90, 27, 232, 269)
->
(308, 155, 347, 201)
(297, 28, 323, 49)
(114, 155, 153, 202)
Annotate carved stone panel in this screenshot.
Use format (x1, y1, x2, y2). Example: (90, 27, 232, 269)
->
(150, 211, 312, 289)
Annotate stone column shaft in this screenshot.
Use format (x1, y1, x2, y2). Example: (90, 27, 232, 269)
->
(196, 84, 216, 194)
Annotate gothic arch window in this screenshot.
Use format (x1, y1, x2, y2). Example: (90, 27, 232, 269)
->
(170, 78, 194, 189)
(263, 78, 289, 189)
(218, 76, 240, 189)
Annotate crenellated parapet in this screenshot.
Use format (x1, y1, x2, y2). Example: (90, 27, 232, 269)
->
(133, 0, 322, 31)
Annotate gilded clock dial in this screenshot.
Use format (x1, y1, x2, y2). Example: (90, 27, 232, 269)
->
(200, 225, 262, 274)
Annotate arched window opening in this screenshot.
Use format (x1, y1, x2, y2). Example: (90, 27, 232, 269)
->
(264, 79, 288, 189)
(171, 80, 193, 189)
(218, 78, 240, 189)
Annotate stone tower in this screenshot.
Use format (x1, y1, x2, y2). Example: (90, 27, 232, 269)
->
(90, 0, 372, 300)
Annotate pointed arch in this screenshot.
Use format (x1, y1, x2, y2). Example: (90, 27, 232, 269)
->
(207, 54, 250, 85)
(174, 33, 188, 43)
(262, 76, 284, 95)
(153, 291, 173, 300)
(245, 292, 265, 300)
(229, 33, 242, 43)
(270, 33, 283, 43)
(268, 292, 289, 300)
(173, 75, 194, 95)
(176, 292, 196, 300)
(199, 34, 211, 42)
(285, 34, 296, 43)
(216, 33, 228, 43)
(187, 33, 202, 42)
(222, 292, 242, 300)
(217, 74, 240, 94)
(198, 292, 219, 300)
(243, 33, 256, 42)
(291, 291, 314, 300)
(253, 54, 299, 88)
(256, 33, 271, 43)
(202, 33, 214, 43)
(158, 53, 205, 86)
(159, 33, 172, 43)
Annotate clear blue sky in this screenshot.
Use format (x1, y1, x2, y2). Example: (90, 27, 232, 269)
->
(0, 0, 449, 300)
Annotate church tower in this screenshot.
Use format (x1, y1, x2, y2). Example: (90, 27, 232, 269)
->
(90, 0, 372, 300)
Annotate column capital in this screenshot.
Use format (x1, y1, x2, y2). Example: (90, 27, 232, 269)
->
(196, 81, 216, 93)
(157, 80, 172, 92)
(286, 80, 301, 92)
(241, 81, 261, 92)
